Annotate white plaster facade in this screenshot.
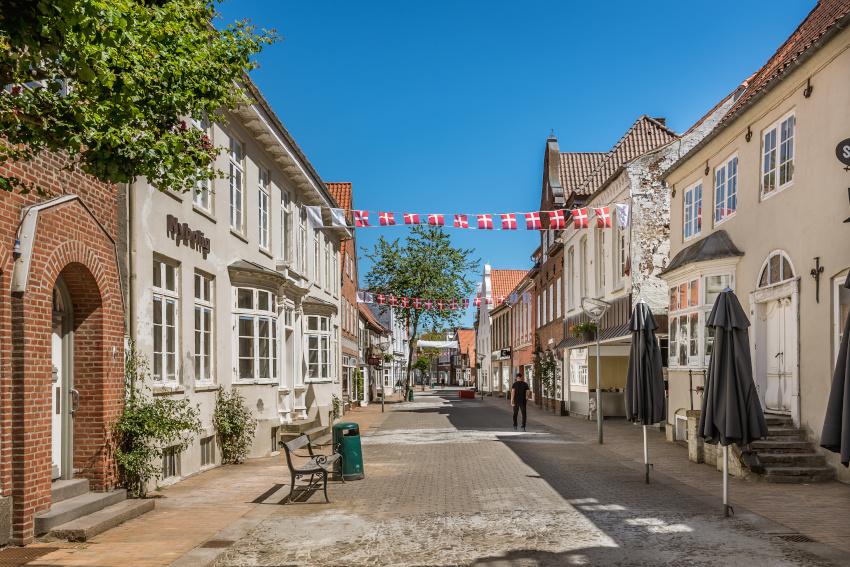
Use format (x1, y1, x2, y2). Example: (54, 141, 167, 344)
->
(475, 267, 494, 394)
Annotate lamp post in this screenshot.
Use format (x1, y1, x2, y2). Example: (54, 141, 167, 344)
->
(377, 339, 390, 413)
(581, 297, 611, 445)
(476, 353, 485, 399)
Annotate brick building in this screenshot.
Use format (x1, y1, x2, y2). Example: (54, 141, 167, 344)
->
(507, 275, 535, 401)
(481, 268, 528, 396)
(0, 153, 124, 544)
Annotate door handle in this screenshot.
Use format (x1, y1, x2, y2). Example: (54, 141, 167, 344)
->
(70, 389, 80, 415)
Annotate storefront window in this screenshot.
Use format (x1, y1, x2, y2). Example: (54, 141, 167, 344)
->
(668, 272, 734, 368)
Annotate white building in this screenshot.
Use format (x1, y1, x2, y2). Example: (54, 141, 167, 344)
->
(122, 81, 349, 484)
(368, 304, 410, 395)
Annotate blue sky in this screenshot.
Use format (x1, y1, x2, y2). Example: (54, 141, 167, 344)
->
(218, 1, 812, 326)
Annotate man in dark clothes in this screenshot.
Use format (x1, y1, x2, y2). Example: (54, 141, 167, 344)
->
(510, 372, 531, 431)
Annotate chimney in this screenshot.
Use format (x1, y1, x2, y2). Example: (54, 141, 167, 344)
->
(653, 117, 667, 126)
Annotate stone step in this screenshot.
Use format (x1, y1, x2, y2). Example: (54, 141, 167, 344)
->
(762, 466, 835, 484)
(35, 489, 127, 535)
(764, 427, 806, 438)
(46, 498, 155, 542)
(51, 478, 90, 504)
(757, 452, 827, 467)
(750, 439, 812, 453)
(764, 415, 793, 427)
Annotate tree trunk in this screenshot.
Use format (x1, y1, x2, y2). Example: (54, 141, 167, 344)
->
(404, 315, 419, 401)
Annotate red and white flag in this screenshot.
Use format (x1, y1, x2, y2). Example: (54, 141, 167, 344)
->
(423, 299, 433, 309)
(376, 293, 386, 305)
(548, 210, 566, 229)
(454, 214, 469, 228)
(525, 212, 541, 230)
(497, 295, 505, 305)
(474, 296, 482, 307)
(477, 214, 493, 230)
(388, 295, 398, 306)
(572, 208, 589, 229)
(400, 296, 410, 308)
(353, 210, 369, 227)
(403, 213, 420, 225)
(428, 213, 445, 226)
(449, 299, 458, 310)
(593, 207, 611, 228)
(485, 296, 493, 305)
(462, 299, 470, 308)
(501, 213, 517, 230)
(412, 297, 422, 308)
(379, 212, 396, 226)
(436, 300, 445, 310)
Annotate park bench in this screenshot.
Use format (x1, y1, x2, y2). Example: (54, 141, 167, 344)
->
(282, 434, 342, 503)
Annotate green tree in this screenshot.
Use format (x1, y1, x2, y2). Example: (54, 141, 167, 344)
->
(0, 0, 275, 193)
(364, 225, 479, 398)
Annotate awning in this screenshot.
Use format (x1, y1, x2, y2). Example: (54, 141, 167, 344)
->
(417, 340, 458, 349)
(661, 230, 743, 275)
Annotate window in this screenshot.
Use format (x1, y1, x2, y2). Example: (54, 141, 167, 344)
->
(192, 117, 212, 212)
(579, 237, 588, 301)
(596, 231, 606, 293)
(153, 259, 179, 383)
(683, 182, 702, 240)
(668, 273, 732, 368)
(258, 167, 270, 250)
(714, 156, 738, 224)
(615, 224, 627, 282)
(567, 247, 575, 310)
(537, 294, 542, 328)
(548, 283, 554, 322)
(762, 113, 795, 196)
(324, 240, 331, 291)
(556, 277, 562, 318)
(758, 251, 795, 288)
(298, 208, 308, 274)
(281, 192, 293, 263)
(200, 435, 215, 467)
(306, 316, 331, 381)
(313, 229, 320, 281)
(542, 288, 548, 325)
(194, 272, 214, 383)
(332, 249, 339, 296)
(229, 138, 245, 232)
(234, 288, 278, 381)
(162, 446, 180, 479)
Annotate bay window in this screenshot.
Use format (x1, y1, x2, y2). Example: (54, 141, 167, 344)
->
(683, 182, 702, 240)
(762, 112, 795, 196)
(193, 271, 214, 383)
(234, 288, 278, 382)
(714, 155, 738, 224)
(306, 315, 331, 381)
(153, 259, 179, 383)
(668, 273, 732, 368)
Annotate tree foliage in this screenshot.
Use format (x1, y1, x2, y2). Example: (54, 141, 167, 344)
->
(0, 0, 275, 193)
(364, 225, 479, 395)
(213, 388, 257, 465)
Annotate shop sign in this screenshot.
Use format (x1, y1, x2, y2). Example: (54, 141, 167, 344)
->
(837, 138, 850, 168)
(166, 214, 211, 258)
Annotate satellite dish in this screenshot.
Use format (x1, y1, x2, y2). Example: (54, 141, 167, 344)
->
(581, 297, 611, 321)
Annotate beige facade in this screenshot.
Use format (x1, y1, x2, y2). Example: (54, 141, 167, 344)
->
(662, 20, 850, 480)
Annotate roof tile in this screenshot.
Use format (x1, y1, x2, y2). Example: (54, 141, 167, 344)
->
(490, 269, 529, 302)
(559, 152, 606, 195)
(325, 182, 353, 210)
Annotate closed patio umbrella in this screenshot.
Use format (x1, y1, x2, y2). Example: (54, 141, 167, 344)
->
(821, 272, 850, 466)
(625, 301, 665, 484)
(699, 288, 768, 517)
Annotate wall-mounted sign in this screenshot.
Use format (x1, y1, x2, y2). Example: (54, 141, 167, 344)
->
(167, 214, 211, 258)
(837, 138, 850, 168)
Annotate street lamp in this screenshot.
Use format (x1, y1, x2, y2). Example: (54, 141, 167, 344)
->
(378, 339, 390, 413)
(476, 353, 485, 399)
(581, 297, 611, 445)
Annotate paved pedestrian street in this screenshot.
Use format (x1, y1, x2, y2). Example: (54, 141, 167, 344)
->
(210, 390, 842, 567)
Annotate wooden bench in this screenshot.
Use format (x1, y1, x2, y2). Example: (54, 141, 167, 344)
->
(282, 434, 342, 502)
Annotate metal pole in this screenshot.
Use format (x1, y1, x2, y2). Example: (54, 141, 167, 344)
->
(723, 445, 729, 517)
(596, 329, 603, 445)
(643, 425, 649, 484)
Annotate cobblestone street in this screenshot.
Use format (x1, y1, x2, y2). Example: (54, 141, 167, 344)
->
(212, 391, 844, 567)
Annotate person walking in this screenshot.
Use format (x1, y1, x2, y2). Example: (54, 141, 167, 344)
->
(511, 372, 531, 431)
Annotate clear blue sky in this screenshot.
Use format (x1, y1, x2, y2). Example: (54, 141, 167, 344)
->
(218, 1, 813, 326)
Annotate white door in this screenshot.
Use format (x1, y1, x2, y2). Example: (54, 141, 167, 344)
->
(51, 314, 63, 480)
(763, 297, 794, 412)
(52, 280, 75, 481)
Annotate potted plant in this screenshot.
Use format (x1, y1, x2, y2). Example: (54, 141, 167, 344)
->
(572, 321, 597, 342)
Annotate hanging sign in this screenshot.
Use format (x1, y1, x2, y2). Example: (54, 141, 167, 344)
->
(836, 138, 850, 168)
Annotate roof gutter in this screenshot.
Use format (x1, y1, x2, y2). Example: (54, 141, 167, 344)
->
(664, 9, 850, 180)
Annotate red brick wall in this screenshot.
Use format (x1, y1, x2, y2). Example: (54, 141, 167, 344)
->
(0, 153, 124, 544)
(340, 236, 358, 355)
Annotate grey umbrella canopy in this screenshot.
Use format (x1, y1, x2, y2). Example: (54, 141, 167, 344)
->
(698, 289, 768, 446)
(821, 272, 850, 466)
(625, 301, 666, 484)
(625, 302, 665, 425)
(699, 289, 767, 517)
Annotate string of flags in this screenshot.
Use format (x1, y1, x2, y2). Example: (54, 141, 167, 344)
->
(308, 204, 630, 231)
(357, 290, 534, 310)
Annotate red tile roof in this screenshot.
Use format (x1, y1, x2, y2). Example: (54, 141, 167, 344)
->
(559, 152, 606, 195)
(576, 116, 678, 197)
(325, 182, 353, 210)
(719, 0, 850, 128)
(456, 328, 476, 368)
(490, 269, 529, 302)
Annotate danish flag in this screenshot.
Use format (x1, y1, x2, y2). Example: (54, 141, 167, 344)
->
(548, 210, 566, 229)
(485, 296, 493, 305)
(572, 208, 589, 229)
(462, 299, 470, 308)
(400, 296, 410, 307)
(525, 212, 542, 230)
(376, 293, 386, 305)
(436, 300, 445, 310)
(423, 299, 433, 309)
(388, 294, 398, 306)
(500, 213, 517, 230)
(474, 297, 482, 307)
(453, 214, 469, 228)
(353, 210, 369, 227)
(477, 214, 493, 230)
(497, 295, 506, 305)
(449, 299, 459, 310)
(403, 213, 420, 225)
(593, 207, 611, 228)
(379, 212, 396, 226)
(428, 214, 445, 226)
(412, 297, 422, 308)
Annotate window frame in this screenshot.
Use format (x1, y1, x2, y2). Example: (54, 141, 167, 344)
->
(306, 315, 333, 382)
(713, 154, 738, 226)
(233, 287, 279, 383)
(229, 138, 245, 233)
(193, 271, 215, 384)
(152, 258, 180, 384)
(761, 111, 796, 199)
(683, 181, 703, 242)
(258, 166, 271, 252)
(667, 271, 734, 369)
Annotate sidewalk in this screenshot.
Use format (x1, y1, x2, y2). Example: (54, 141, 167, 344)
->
(486, 396, 850, 554)
(21, 402, 395, 567)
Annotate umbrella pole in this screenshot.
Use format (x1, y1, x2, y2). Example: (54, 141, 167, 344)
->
(643, 425, 649, 484)
(723, 445, 730, 517)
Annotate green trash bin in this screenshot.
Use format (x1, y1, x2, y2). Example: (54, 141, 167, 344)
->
(333, 422, 364, 480)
